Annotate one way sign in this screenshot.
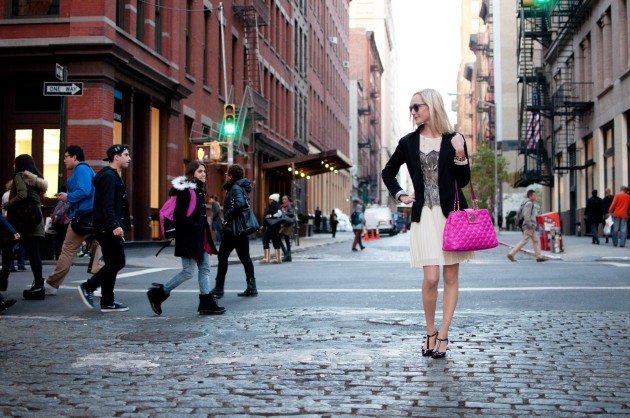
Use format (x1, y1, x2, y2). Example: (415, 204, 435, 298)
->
(43, 82, 84, 96)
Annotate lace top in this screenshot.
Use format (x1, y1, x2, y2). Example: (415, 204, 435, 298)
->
(420, 135, 441, 208)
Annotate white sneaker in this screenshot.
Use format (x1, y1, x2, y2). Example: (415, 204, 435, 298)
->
(44, 282, 57, 296)
(93, 288, 102, 298)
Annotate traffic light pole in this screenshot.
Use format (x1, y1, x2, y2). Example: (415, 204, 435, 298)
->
(219, 3, 233, 165)
(227, 135, 233, 165)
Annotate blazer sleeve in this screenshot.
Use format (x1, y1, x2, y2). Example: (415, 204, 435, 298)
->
(382, 138, 408, 199)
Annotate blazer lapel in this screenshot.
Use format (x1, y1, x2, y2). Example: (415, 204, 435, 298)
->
(438, 133, 452, 180)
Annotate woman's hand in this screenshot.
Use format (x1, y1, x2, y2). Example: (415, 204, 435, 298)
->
(400, 193, 415, 204)
(451, 133, 466, 160)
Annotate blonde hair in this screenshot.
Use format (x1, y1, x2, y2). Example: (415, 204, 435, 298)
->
(412, 89, 453, 135)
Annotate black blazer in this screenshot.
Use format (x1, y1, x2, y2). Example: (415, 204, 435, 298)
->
(381, 128, 471, 223)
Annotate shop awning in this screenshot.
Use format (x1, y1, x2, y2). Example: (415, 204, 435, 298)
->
(262, 149, 353, 176)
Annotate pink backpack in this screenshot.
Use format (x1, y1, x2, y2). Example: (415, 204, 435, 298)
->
(158, 188, 196, 240)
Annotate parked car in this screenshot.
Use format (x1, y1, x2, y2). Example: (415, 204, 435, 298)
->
(364, 206, 398, 236)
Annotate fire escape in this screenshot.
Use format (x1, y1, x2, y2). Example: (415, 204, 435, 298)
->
(188, 0, 270, 155)
(356, 64, 381, 205)
(515, 0, 593, 187)
(233, 0, 270, 138)
(476, 0, 495, 145)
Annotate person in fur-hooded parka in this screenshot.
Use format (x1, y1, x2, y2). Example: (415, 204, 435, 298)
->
(146, 161, 224, 316)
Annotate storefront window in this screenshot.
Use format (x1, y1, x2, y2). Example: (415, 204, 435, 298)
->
(14, 128, 59, 197)
(43, 129, 60, 196)
(12, 0, 59, 16)
(150, 107, 160, 209)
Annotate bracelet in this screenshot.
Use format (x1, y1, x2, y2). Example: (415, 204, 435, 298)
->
(454, 155, 466, 162)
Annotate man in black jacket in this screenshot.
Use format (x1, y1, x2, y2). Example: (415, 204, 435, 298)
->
(78, 144, 131, 312)
(584, 189, 604, 244)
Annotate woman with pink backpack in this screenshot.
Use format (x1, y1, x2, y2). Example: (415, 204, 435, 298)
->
(146, 160, 225, 316)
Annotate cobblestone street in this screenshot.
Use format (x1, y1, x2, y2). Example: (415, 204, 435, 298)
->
(2, 305, 629, 417)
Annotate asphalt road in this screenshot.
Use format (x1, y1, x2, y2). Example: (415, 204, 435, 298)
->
(1, 233, 629, 416)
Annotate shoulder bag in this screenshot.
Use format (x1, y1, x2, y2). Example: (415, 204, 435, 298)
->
(232, 199, 260, 236)
(71, 209, 95, 235)
(442, 180, 498, 252)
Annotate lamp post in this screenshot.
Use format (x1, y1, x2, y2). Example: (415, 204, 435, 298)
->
(478, 100, 498, 232)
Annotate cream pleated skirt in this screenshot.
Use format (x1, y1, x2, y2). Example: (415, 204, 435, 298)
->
(410, 206, 475, 267)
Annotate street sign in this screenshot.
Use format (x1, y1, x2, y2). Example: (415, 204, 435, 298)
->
(55, 63, 64, 81)
(43, 82, 83, 96)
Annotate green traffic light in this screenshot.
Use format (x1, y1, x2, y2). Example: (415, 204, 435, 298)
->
(224, 115, 236, 135)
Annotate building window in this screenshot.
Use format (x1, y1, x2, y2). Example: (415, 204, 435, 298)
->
(603, 124, 614, 191)
(155, 0, 162, 54)
(137, 0, 145, 42)
(203, 7, 210, 85)
(185, 0, 192, 74)
(116, 0, 124, 28)
(12, 0, 59, 16)
(583, 135, 594, 195)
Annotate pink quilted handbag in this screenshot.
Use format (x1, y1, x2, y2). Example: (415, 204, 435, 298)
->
(442, 181, 498, 252)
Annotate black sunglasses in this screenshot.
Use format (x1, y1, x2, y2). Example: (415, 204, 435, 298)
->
(409, 103, 427, 112)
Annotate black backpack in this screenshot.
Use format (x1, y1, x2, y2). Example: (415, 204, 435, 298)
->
(350, 211, 360, 225)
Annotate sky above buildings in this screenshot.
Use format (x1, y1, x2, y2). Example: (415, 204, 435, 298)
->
(392, 0, 462, 136)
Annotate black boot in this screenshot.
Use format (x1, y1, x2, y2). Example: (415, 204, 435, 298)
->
(237, 277, 258, 297)
(0, 270, 8, 292)
(282, 251, 292, 262)
(147, 283, 169, 315)
(198, 294, 226, 315)
(0, 295, 16, 312)
(23, 279, 45, 300)
(209, 276, 225, 299)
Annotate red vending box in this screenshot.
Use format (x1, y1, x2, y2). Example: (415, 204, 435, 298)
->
(537, 212, 561, 251)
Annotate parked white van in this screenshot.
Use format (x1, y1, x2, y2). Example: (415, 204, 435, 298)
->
(363, 206, 398, 236)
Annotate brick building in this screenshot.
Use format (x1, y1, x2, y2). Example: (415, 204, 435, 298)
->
(0, 0, 352, 240)
(349, 28, 382, 206)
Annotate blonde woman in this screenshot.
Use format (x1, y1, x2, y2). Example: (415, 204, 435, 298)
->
(382, 89, 473, 359)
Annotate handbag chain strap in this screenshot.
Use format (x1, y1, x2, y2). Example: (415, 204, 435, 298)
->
(453, 179, 478, 211)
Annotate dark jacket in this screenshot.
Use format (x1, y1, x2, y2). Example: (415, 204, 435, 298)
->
(5, 172, 45, 238)
(221, 178, 253, 234)
(93, 166, 131, 233)
(171, 177, 217, 259)
(584, 195, 604, 224)
(603, 195, 614, 213)
(381, 128, 471, 222)
(263, 200, 283, 227)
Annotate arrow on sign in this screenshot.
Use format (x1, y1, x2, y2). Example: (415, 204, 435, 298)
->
(43, 82, 84, 96)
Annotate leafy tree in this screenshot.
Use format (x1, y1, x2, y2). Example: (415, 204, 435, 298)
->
(462, 142, 509, 216)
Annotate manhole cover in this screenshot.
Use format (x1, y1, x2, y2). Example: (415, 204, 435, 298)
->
(119, 331, 205, 342)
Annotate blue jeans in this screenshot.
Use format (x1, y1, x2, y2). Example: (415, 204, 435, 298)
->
(611, 217, 628, 247)
(163, 253, 211, 295)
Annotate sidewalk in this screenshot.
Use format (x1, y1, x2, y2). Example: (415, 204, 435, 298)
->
(498, 230, 630, 262)
(57, 231, 355, 269)
(48, 229, 628, 270)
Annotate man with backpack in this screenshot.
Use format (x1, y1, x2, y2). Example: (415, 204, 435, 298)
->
(507, 189, 547, 262)
(350, 204, 366, 252)
(44, 145, 95, 295)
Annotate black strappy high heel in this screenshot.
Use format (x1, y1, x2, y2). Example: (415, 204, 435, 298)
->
(422, 331, 438, 357)
(432, 335, 448, 359)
